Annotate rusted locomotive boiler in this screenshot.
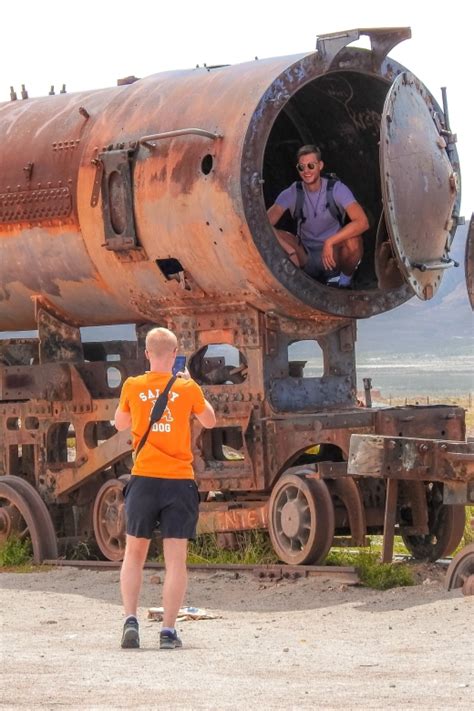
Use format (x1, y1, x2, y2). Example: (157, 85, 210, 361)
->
(0, 27, 471, 564)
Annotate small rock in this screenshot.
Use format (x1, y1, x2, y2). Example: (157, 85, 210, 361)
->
(283, 647, 289, 652)
(150, 574, 162, 584)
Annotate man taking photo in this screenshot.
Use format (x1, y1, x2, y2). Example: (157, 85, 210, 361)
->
(115, 327, 216, 650)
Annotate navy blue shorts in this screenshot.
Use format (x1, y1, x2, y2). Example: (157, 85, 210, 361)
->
(123, 476, 200, 540)
(303, 244, 339, 282)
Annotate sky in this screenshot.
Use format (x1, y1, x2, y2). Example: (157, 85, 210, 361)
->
(1, 0, 471, 217)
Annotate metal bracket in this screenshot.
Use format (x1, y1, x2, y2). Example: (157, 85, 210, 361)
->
(92, 146, 139, 251)
(316, 26, 411, 71)
(443, 481, 474, 505)
(32, 296, 83, 365)
(411, 257, 459, 272)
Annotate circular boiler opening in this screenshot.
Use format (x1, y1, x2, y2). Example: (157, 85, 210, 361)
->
(254, 69, 413, 318)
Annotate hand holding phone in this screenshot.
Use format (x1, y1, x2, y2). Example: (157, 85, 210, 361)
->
(172, 355, 187, 376)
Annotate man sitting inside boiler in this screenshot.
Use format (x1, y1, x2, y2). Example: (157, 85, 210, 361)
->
(266, 144, 369, 288)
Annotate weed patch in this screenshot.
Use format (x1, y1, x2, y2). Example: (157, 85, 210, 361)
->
(462, 506, 474, 546)
(327, 548, 415, 590)
(0, 537, 32, 567)
(175, 531, 279, 565)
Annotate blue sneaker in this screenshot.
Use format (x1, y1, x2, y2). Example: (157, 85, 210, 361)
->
(160, 629, 183, 649)
(121, 617, 140, 649)
(338, 273, 353, 288)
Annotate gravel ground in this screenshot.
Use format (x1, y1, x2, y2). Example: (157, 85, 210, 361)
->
(0, 564, 472, 710)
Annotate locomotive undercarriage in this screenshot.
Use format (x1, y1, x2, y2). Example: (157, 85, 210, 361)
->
(0, 302, 468, 564)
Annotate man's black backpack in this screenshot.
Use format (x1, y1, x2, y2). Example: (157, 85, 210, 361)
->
(293, 174, 345, 237)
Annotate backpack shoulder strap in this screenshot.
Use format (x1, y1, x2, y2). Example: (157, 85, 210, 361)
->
(325, 175, 345, 228)
(292, 181, 306, 237)
(293, 181, 304, 218)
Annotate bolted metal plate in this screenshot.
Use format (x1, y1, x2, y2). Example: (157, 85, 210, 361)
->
(380, 71, 458, 300)
(0, 186, 72, 223)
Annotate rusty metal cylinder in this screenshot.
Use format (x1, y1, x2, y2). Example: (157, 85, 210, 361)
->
(0, 28, 461, 330)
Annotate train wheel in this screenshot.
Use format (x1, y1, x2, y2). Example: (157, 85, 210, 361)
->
(445, 544, 474, 594)
(268, 473, 335, 565)
(0, 475, 58, 563)
(401, 483, 465, 562)
(92, 479, 127, 561)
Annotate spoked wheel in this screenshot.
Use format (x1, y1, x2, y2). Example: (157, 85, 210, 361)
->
(0, 476, 58, 563)
(268, 473, 335, 565)
(92, 478, 127, 561)
(445, 544, 474, 595)
(401, 482, 465, 562)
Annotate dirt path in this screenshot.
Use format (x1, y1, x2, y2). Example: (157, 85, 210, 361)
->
(0, 565, 472, 710)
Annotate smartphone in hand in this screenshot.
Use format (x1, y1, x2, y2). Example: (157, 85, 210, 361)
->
(172, 355, 187, 376)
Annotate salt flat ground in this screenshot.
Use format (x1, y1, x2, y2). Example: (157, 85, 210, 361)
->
(0, 566, 472, 710)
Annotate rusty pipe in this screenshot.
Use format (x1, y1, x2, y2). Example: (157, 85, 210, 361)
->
(139, 128, 223, 147)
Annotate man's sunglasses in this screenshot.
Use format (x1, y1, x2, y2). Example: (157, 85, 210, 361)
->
(296, 162, 318, 172)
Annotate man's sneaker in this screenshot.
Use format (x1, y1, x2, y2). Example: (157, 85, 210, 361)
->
(160, 629, 183, 650)
(121, 617, 140, 648)
(338, 273, 353, 288)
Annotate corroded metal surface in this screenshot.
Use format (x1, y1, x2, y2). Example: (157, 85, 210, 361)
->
(347, 434, 474, 484)
(0, 186, 72, 223)
(267, 473, 335, 564)
(445, 543, 474, 593)
(42, 558, 360, 583)
(197, 502, 268, 535)
(0, 28, 461, 328)
(0, 476, 57, 563)
(0, 304, 469, 563)
(92, 478, 127, 560)
(348, 434, 471, 562)
(380, 72, 458, 299)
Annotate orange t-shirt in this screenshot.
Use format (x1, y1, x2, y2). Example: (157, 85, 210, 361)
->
(118, 371, 206, 479)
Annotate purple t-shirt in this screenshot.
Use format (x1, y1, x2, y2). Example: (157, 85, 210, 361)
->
(275, 178, 356, 248)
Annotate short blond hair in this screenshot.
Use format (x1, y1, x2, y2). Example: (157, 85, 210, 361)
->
(145, 327, 178, 357)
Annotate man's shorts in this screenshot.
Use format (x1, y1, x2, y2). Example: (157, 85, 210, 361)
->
(303, 244, 339, 282)
(123, 476, 200, 540)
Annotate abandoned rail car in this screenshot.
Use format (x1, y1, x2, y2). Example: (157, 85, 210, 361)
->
(0, 27, 471, 564)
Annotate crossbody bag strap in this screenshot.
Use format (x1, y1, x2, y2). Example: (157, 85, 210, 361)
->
(134, 375, 177, 460)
